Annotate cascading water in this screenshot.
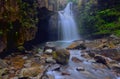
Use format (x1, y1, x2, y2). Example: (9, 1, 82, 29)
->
(46, 2, 118, 79)
(58, 2, 79, 41)
(47, 50, 117, 79)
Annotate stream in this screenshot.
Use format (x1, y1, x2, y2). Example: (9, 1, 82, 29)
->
(47, 2, 120, 77)
(46, 41, 118, 79)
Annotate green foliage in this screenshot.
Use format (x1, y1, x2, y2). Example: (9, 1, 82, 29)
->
(77, 0, 120, 38)
(18, 0, 38, 28)
(0, 0, 38, 32)
(114, 30, 120, 36)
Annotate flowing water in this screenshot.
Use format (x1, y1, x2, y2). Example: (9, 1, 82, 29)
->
(47, 49, 117, 79)
(47, 2, 119, 79)
(58, 2, 79, 41)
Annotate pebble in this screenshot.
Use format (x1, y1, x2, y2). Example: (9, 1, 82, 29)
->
(45, 49, 53, 55)
(61, 71, 70, 75)
(76, 67, 85, 71)
(46, 57, 56, 63)
(23, 63, 31, 68)
(22, 56, 28, 60)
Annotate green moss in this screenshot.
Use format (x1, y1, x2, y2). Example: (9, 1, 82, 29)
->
(52, 51, 57, 59)
(17, 46, 25, 51)
(114, 30, 120, 37)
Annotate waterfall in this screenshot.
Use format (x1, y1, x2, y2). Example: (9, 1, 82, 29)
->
(58, 2, 79, 41)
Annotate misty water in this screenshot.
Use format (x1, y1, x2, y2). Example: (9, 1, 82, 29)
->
(58, 2, 79, 41)
(46, 2, 119, 79)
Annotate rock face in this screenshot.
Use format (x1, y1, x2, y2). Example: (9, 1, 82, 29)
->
(52, 48, 70, 65)
(0, 0, 38, 54)
(37, 0, 68, 11)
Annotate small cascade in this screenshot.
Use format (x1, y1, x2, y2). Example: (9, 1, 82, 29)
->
(58, 2, 79, 41)
(47, 50, 116, 79)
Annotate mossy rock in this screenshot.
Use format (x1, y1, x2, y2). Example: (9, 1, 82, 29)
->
(52, 48, 70, 65)
(17, 46, 25, 52)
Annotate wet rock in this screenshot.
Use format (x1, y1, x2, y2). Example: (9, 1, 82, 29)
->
(25, 60, 32, 63)
(46, 57, 56, 63)
(39, 57, 46, 64)
(88, 52, 95, 58)
(110, 34, 119, 39)
(76, 44, 86, 50)
(23, 63, 31, 68)
(10, 56, 25, 69)
(97, 43, 109, 49)
(52, 48, 70, 65)
(2, 75, 9, 79)
(0, 68, 8, 79)
(48, 64, 61, 71)
(88, 59, 96, 63)
(41, 75, 48, 79)
(111, 64, 120, 69)
(43, 42, 56, 52)
(31, 57, 41, 64)
(34, 54, 41, 57)
(37, 48, 43, 54)
(81, 53, 91, 59)
(17, 46, 25, 52)
(80, 71, 91, 75)
(0, 59, 8, 68)
(76, 67, 85, 71)
(92, 63, 107, 69)
(90, 49, 120, 62)
(95, 38, 116, 49)
(71, 57, 83, 63)
(22, 56, 28, 60)
(47, 74, 55, 79)
(44, 49, 53, 55)
(20, 66, 44, 77)
(112, 66, 120, 76)
(67, 41, 86, 50)
(9, 69, 15, 74)
(94, 56, 110, 69)
(61, 71, 70, 75)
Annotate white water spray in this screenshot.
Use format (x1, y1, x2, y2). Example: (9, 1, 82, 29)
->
(58, 2, 79, 41)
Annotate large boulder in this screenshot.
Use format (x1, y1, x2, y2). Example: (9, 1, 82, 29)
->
(52, 48, 70, 65)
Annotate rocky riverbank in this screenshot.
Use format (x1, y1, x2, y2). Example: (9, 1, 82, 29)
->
(0, 36, 120, 79)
